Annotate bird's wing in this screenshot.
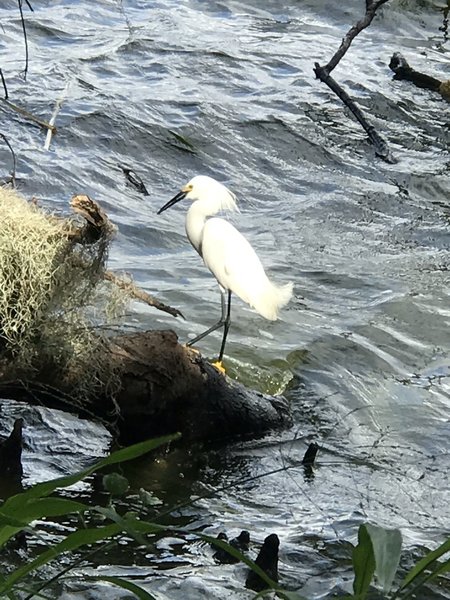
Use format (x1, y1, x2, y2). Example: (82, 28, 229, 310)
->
(201, 218, 269, 307)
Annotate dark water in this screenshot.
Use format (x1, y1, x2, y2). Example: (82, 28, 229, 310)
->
(0, 0, 449, 598)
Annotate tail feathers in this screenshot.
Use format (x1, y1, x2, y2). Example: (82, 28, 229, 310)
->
(252, 281, 294, 321)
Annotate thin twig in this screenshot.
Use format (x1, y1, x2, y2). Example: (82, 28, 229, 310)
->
(0, 133, 17, 187)
(1, 99, 57, 132)
(104, 271, 184, 319)
(18, 0, 30, 80)
(0, 69, 8, 100)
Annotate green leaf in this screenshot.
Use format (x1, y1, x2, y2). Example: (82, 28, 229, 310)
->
(400, 557, 450, 600)
(0, 435, 179, 550)
(2, 434, 179, 509)
(0, 524, 122, 594)
(400, 537, 450, 591)
(352, 524, 375, 599)
(102, 473, 129, 497)
(0, 511, 29, 528)
(95, 508, 166, 540)
(365, 523, 402, 593)
(85, 576, 157, 600)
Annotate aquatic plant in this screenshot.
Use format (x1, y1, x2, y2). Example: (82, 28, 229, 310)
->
(0, 434, 448, 599)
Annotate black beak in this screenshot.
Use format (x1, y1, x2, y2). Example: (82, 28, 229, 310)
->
(157, 190, 187, 215)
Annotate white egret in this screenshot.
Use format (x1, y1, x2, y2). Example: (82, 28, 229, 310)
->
(157, 175, 293, 372)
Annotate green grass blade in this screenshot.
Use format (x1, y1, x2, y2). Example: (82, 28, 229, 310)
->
(352, 524, 375, 599)
(0, 493, 97, 548)
(400, 538, 450, 591)
(2, 434, 180, 509)
(399, 555, 450, 599)
(1, 498, 88, 522)
(0, 523, 122, 594)
(85, 576, 158, 600)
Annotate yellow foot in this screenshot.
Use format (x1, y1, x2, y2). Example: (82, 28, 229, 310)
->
(212, 360, 226, 374)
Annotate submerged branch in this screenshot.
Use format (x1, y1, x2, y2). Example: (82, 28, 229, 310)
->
(18, 0, 30, 80)
(0, 69, 8, 100)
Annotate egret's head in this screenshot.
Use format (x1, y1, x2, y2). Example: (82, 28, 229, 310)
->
(157, 175, 238, 215)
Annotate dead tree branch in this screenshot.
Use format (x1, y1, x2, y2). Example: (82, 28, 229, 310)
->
(314, 0, 395, 163)
(70, 194, 184, 319)
(389, 52, 450, 101)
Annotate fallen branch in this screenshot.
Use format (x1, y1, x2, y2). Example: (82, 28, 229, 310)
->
(104, 271, 184, 319)
(314, 0, 395, 162)
(1, 99, 57, 132)
(389, 52, 450, 101)
(70, 194, 183, 318)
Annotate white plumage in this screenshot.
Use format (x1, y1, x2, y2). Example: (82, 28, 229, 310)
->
(157, 175, 293, 368)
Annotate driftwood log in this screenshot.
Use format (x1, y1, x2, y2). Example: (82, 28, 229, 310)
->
(0, 194, 292, 444)
(389, 52, 450, 102)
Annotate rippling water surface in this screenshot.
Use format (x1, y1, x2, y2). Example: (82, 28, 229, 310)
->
(0, 0, 449, 598)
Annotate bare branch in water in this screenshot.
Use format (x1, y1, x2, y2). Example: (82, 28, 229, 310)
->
(1, 99, 57, 132)
(0, 69, 8, 100)
(0, 134, 17, 187)
(324, 0, 391, 74)
(104, 271, 185, 319)
(313, 0, 394, 163)
(18, 0, 31, 80)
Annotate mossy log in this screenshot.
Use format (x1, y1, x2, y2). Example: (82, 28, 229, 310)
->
(1, 331, 292, 443)
(0, 188, 292, 444)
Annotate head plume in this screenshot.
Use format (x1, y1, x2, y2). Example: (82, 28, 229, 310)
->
(184, 175, 239, 213)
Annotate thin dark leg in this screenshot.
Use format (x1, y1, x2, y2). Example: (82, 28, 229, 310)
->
(217, 290, 232, 363)
(186, 288, 228, 347)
